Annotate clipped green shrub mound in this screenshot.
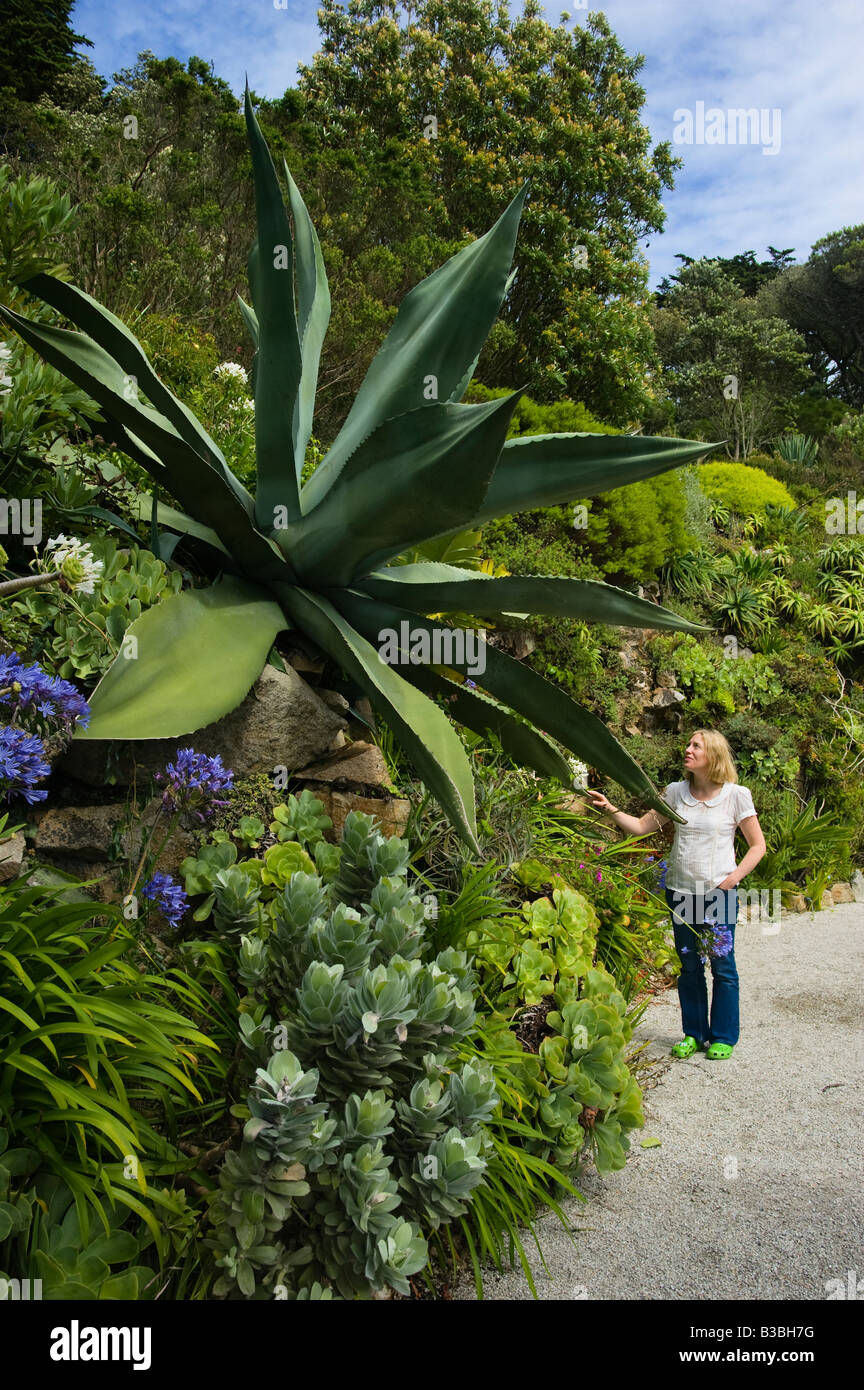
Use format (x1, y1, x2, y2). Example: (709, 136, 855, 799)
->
(697, 461, 795, 517)
(207, 802, 498, 1301)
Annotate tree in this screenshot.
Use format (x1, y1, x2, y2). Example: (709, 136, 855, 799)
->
(652, 260, 810, 458)
(5, 55, 255, 339)
(656, 247, 795, 306)
(0, 0, 91, 104)
(290, 0, 678, 425)
(763, 226, 864, 406)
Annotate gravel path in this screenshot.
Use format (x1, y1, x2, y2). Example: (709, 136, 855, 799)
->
(457, 901, 864, 1301)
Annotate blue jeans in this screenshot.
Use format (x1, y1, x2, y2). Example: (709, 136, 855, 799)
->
(665, 888, 740, 1046)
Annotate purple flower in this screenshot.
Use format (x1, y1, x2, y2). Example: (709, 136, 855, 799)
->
(0, 653, 90, 734)
(156, 748, 234, 823)
(596, 870, 602, 883)
(710, 926, 734, 958)
(578, 862, 585, 870)
(464, 679, 477, 690)
(142, 872, 189, 928)
(656, 859, 668, 890)
(0, 725, 52, 803)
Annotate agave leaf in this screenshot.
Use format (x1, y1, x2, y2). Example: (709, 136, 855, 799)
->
(405, 665, 574, 782)
(331, 591, 684, 823)
(128, 496, 231, 557)
(244, 89, 303, 531)
(274, 585, 480, 851)
(448, 269, 518, 405)
(303, 186, 527, 509)
(236, 294, 259, 348)
(20, 271, 252, 513)
(236, 294, 259, 393)
(473, 432, 717, 526)
(284, 159, 330, 482)
(290, 395, 519, 585)
(360, 568, 711, 633)
(0, 305, 287, 582)
(76, 575, 285, 740)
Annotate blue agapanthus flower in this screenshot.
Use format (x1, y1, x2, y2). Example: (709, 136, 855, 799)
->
(683, 923, 734, 965)
(0, 725, 52, 803)
(156, 748, 234, 823)
(0, 652, 90, 733)
(142, 872, 189, 928)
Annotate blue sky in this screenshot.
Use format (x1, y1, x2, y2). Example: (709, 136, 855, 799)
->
(70, 0, 863, 287)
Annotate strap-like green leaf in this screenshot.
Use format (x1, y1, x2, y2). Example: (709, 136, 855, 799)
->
(274, 584, 479, 851)
(473, 432, 717, 526)
(331, 590, 684, 823)
(128, 496, 231, 558)
(284, 159, 330, 484)
(404, 664, 574, 783)
(0, 304, 289, 584)
(304, 185, 527, 507)
(360, 568, 711, 633)
(291, 395, 519, 585)
(244, 88, 303, 530)
(77, 575, 285, 740)
(236, 294, 259, 348)
(21, 271, 253, 514)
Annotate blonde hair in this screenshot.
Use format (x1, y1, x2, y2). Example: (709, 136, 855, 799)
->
(685, 729, 738, 786)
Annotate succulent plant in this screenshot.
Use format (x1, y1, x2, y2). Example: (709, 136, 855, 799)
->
(0, 533, 182, 681)
(0, 94, 709, 848)
(209, 805, 497, 1299)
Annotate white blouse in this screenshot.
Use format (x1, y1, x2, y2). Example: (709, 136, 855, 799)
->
(662, 780, 757, 894)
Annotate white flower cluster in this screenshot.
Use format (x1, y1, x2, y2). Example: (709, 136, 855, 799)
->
(214, 361, 249, 384)
(44, 535, 104, 595)
(569, 757, 590, 789)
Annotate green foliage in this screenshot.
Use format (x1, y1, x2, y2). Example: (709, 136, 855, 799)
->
(749, 797, 855, 894)
(540, 970, 644, 1173)
(696, 461, 796, 518)
(464, 383, 619, 439)
(0, 166, 100, 483)
(207, 801, 497, 1299)
(466, 886, 599, 1008)
(4, 97, 707, 850)
(773, 433, 819, 467)
(295, 0, 678, 426)
(586, 471, 694, 582)
(0, 1, 90, 104)
(0, 533, 182, 680)
(652, 258, 811, 457)
(765, 224, 864, 408)
(269, 789, 333, 846)
(0, 872, 217, 1237)
(0, 1159, 159, 1299)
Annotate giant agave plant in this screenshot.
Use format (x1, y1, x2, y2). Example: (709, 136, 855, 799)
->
(0, 94, 713, 850)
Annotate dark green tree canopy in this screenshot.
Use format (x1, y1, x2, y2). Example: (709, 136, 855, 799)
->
(656, 247, 795, 307)
(0, 0, 92, 103)
(763, 225, 864, 407)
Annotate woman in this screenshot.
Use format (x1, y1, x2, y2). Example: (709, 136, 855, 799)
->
(585, 729, 766, 1061)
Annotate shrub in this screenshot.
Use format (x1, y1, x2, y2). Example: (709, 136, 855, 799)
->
(0, 866, 218, 1235)
(206, 801, 498, 1300)
(696, 461, 796, 518)
(0, 533, 183, 681)
(464, 383, 618, 439)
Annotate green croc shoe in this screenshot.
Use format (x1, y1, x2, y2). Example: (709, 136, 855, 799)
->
(671, 1036, 705, 1058)
(706, 1043, 734, 1059)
